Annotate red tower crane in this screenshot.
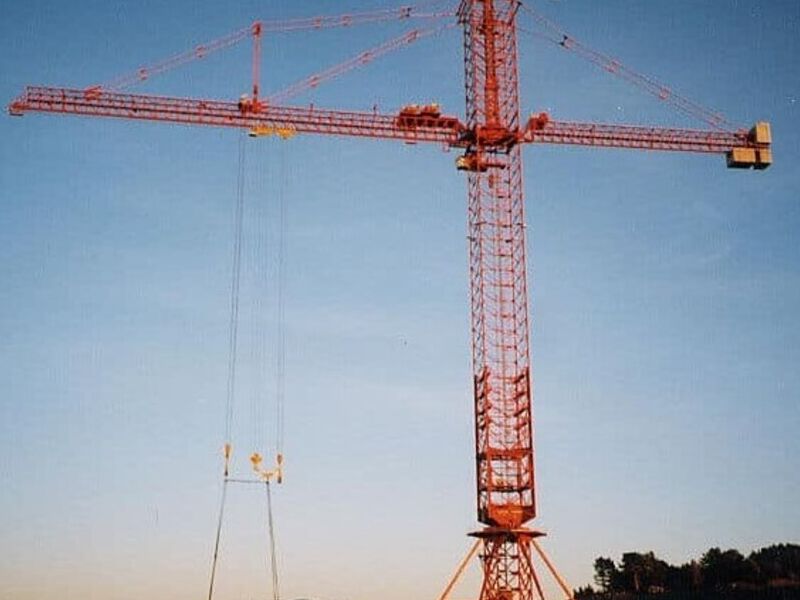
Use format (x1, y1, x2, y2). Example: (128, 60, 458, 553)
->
(8, 3, 772, 600)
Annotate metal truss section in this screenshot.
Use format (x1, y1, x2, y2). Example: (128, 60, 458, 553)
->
(9, 87, 464, 145)
(469, 146, 535, 530)
(525, 119, 751, 153)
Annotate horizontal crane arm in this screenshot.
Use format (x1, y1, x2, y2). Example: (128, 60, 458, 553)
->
(525, 118, 745, 152)
(8, 86, 464, 145)
(8, 88, 772, 168)
(521, 114, 772, 168)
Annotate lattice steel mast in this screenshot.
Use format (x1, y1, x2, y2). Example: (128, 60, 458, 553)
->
(459, 2, 546, 599)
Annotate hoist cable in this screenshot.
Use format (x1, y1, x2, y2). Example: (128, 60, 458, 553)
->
(212, 132, 287, 600)
(265, 481, 281, 600)
(249, 143, 270, 454)
(224, 133, 247, 443)
(275, 144, 288, 455)
(208, 132, 246, 600)
(207, 479, 229, 600)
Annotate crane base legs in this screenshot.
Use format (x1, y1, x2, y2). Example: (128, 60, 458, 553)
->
(467, 527, 574, 600)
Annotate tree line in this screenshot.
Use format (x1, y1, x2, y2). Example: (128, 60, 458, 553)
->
(574, 544, 800, 598)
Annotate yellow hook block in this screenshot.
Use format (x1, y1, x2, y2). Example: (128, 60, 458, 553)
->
(249, 452, 284, 483)
(248, 124, 297, 139)
(250, 452, 263, 470)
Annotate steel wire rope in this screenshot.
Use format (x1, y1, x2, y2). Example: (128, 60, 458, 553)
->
(249, 143, 270, 454)
(224, 132, 247, 445)
(516, 1, 735, 130)
(207, 479, 229, 600)
(274, 143, 288, 456)
(265, 481, 281, 600)
(208, 130, 248, 600)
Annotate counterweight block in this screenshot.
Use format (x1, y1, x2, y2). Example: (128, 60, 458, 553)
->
(726, 122, 772, 169)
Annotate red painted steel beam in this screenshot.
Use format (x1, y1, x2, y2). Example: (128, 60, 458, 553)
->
(523, 119, 751, 154)
(256, 4, 454, 33)
(9, 86, 464, 145)
(9, 88, 754, 157)
(93, 24, 256, 92)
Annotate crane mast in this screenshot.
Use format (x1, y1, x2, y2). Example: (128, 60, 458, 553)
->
(459, 2, 541, 600)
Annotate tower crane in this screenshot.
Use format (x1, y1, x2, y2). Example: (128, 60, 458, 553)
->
(8, 2, 772, 600)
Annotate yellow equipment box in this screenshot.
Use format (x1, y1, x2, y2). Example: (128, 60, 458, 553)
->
(750, 121, 772, 145)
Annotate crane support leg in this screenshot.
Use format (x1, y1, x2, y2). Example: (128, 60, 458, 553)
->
(438, 540, 481, 600)
(531, 538, 575, 600)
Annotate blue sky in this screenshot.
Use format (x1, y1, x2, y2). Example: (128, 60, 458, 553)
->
(1, 1, 798, 600)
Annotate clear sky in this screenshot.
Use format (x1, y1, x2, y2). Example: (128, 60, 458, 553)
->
(1, 2, 798, 600)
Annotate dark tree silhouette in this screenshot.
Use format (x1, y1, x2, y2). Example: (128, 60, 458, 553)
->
(751, 543, 800, 584)
(594, 557, 619, 593)
(585, 544, 800, 598)
(618, 552, 670, 593)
